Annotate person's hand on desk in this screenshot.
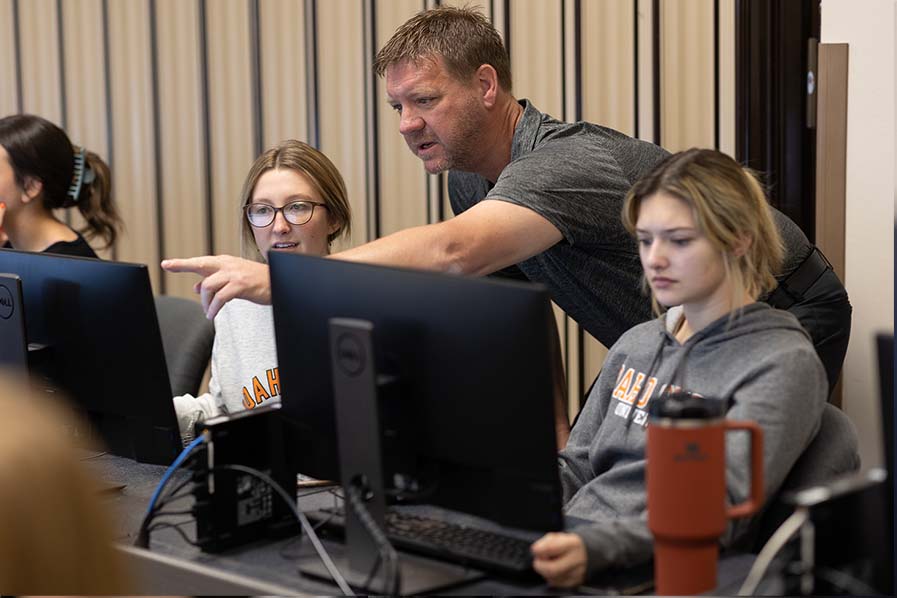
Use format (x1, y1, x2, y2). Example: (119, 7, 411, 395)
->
(161, 255, 270, 319)
(531, 531, 587, 588)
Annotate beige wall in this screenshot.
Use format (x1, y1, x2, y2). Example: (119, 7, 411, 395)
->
(821, 0, 896, 471)
(0, 0, 731, 416)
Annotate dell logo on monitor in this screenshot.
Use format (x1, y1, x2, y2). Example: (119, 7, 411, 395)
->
(335, 332, 366, 377)
(0, 284, 13, 320)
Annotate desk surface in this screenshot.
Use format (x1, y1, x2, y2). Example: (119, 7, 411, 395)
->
(92, 453, 754, 596)
(91, 454, 583, 595)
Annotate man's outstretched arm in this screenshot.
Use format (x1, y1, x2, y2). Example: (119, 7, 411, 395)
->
(162, 198, 562, 319)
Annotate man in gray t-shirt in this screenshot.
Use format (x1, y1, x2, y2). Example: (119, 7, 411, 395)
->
(449, 99, 667, 346)
(163, 5, 850, 431)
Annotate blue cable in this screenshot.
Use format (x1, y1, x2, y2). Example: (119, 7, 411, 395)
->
(145, 435, 206, 518)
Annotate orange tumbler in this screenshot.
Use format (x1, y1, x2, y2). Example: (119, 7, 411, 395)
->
(647, 395, 763, 595)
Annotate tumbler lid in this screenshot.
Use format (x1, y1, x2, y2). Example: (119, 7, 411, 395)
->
(648, 393, 728, 420)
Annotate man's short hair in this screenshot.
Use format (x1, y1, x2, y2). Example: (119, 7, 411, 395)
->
(374, 5, 512, 91)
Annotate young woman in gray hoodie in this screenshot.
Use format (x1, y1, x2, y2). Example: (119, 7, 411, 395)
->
(530, 149, 829, 587)
(172, 140, 352, 441)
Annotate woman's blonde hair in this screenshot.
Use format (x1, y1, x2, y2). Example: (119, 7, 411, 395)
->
(622, 148, 784, 315)
(239, 139, 351, 262)
(0, 370, 132, 594)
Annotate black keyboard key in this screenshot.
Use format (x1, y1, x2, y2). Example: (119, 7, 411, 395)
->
(316, 507, 535, 577)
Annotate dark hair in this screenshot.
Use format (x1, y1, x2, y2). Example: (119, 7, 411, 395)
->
(374, 5, 512, 92)
(0, 114, 122, 249)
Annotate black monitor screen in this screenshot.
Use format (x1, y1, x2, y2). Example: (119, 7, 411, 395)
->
(0, 248, 179, 464)
(270, 253, 563, 531)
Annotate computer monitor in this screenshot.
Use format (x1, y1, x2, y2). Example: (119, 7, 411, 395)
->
(270, 253, 564, 532)
(0, 273, 28, 370)
(0, 248, 180, 464)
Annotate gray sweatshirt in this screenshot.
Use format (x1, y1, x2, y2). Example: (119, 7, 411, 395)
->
(560, 303, 827, 577)
(172, 299, 280, 439)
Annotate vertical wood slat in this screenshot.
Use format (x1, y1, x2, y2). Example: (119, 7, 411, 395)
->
(17, 0, 62, 122)
(510, 0, 562, 116)
(317, 0, 367, 250)
(206, 0, 256, 257)
(59, 0, 111, 258)
(377, 0, 429, 235)
(637, 0, 655, 143)
(106, 0, 160, 290)
(718, 0, 736, 156)
(363, 0, 380, 242)
(259, 0, 309, 148)
(156, 0, 209, 298)
(560, 0, 576, 415)
(661, 0, 715, 151)
(582, 0, 635, 136)
(814, 43, 848, 281)
(0, 0, 20, 115)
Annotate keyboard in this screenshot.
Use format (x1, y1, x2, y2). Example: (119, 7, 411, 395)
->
(315, 507, 535, 577)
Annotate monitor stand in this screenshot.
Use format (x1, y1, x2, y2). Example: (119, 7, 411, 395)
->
(297, 317, 480, 595)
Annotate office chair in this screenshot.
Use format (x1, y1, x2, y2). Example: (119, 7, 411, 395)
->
(154, 295, 215, 397)
(747, 402, 861, 552)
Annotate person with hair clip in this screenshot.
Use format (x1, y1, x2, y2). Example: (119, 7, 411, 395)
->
(172, 139, 352, 442)
(0, 113, 121, 258)
(529, 149, 830, 588)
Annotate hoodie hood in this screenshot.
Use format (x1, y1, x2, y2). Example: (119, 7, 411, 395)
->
(655, 302, 812, 395)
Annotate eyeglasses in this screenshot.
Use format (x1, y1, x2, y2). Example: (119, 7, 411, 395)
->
(244, 201, 328, 228)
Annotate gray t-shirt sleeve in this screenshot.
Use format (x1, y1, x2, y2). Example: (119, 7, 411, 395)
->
(484, 138, 635, 247)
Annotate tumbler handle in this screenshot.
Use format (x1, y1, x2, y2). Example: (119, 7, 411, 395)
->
(724, 420, 764, 519)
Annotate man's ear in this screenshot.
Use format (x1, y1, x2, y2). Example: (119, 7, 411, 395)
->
(21, 176, 42, 203)
(733, 234, 752, 257)
(475, 64, 499, 108)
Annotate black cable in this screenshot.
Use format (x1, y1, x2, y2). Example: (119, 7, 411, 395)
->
(344, 481, 401, 595)
(135, 442, 206, 548)
(146, 521, 199, 546)
(156, 473, 197, 507)
(212, 464, 354, 596)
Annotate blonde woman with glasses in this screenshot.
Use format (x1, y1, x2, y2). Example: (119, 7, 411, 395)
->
(172, 140, 351, 442)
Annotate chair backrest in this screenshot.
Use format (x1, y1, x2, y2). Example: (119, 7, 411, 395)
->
(154, 295, 214, 397)
(748, 403, 861, 551)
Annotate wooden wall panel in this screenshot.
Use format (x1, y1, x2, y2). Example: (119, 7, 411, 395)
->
(11, 0, 737, 408)
(206, 0, 256, 257)
(259, 0, 309, 148)
(582, 0, 636, 136)
(0, 0, 19, 115)
(156, 0, 209, 297)
(637, 0, 655, 142)
(661, 0, 715, 150)
(17, 0, 62, 122)
(318, 0, 367, 250)
(510, 0, 562, 117)
(719, 0, 736, 155)
(60, 0, 111, 258)
(107, 0, 160, 289)
(577, 0, 634, 413)
(377, 0, 428, 236)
